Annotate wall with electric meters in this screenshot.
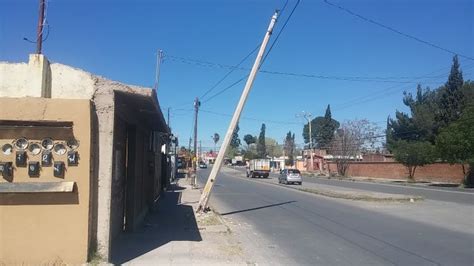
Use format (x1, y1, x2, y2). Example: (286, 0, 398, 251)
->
(0, 98, 92, 264)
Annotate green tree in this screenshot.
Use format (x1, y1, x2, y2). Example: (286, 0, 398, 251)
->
(319, 105, 339, 148)
(392, 141, 436, 181)
(230, 124, 241, 149)
(257, 123, 266, 158)
(436, 106, 474, 187)
(302, 106, 340, 149)
(284, 131, 296, 166)
(212, 133, 220, 152)
(265, 137, 283, 158)
(243, 134, 256, 148)
(437, 55, 464, 126)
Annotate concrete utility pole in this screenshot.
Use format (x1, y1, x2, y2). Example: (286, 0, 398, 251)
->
(36, 0, 46, 54)
(192, 97, 200, 187)
(305, 112, 314, 172)
(298, 111, 314, 171)
(197, 10, 279, 213)
(154, 49, 164, 91)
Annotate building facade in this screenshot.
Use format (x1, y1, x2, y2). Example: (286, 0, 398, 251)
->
(0, 54, 169, 263)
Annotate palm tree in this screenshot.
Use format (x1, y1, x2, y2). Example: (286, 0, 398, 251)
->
(212, 133, 220, 154)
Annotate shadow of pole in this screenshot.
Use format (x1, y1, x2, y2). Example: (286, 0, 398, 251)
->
(220, 201, 297, 216)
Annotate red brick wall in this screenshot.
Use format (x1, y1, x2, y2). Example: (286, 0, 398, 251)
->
(327, 162, 467, 183)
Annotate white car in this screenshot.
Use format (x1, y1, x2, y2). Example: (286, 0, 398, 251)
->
(279, 169, 302, 185)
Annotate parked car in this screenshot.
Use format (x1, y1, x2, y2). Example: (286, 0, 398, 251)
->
(199, 162, 207, 169)
(279, 169, 302, 185)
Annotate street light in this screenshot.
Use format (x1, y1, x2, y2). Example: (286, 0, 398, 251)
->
(296, 111, 314, 171)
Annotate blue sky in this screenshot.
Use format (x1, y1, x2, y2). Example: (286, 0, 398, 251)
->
(1, 0, 473, 150)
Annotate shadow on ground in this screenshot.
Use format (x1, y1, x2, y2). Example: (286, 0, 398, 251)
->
(220, 201, 297, 216)
(110, 182, 202, 264)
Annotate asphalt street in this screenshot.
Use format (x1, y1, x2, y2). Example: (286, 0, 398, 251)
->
(232, 167, 474, 205)
(197, 167, 474, 266)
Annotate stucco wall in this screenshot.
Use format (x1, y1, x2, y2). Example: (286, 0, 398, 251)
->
(50, 63, 96, 99)
(0, 56, 96, 99)
(0, 98, 92, 264)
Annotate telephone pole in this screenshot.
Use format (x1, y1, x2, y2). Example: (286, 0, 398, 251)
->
(36, 0, 46, 54)
(192, 97, 200, 187)
(154, 49, 164, 91)
(197, 10, 279, 212)
(297, 111, 314, 171)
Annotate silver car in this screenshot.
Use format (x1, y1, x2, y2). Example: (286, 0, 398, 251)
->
(279, 169, 302, 185)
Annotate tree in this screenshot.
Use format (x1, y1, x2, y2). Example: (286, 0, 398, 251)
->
(392, 140, 436, 181)
(302, 106, 340, 149)
(284, 131, 296, 166)
(230, 124, 241, 149)
(265, 137, 283, 158)
(436, 106, 474, 187)
(330, 119, 381, 176)
(437, 55, 464, 126)
(319, 105, 339, 148)
(257, 123, 266, 158)
(212, 133, 220, 152)
(387, 85, 441, 150)
(243, 134, 256, 149)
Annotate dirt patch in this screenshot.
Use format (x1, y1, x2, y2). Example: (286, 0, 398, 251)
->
(197, 212, 222, 226)
(298, 187, 423, 203)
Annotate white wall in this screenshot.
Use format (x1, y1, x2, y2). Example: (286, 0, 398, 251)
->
(0, 55, 95, 100)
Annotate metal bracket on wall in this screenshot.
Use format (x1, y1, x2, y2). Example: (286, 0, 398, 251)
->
(0, 181, 75, 193)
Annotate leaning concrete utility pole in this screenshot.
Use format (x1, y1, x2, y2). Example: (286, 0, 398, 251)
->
(197, 10, 279, 212)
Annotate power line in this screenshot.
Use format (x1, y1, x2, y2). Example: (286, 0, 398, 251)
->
(200, 45, 260, 99)
(200, 109, 300, 125)
(201, 75, 248, 103)
(332, 63, 474, 111)
(202, 0, 301, 104)
(167, 54, 456, 83)
(261, 0, 300, 65)
(322, 0, 474, 61)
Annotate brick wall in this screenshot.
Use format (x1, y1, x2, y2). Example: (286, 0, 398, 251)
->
(327, 162, 467, 183)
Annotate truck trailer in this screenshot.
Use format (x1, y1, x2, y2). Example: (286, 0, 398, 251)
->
(246, 159, 271, 178)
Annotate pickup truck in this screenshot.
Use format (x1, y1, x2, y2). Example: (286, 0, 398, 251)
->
(246, 159, 270, 178)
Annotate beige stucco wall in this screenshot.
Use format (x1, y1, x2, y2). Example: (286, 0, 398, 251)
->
(50, 63, 96, 99)
(0, 55, 96, 99)
(0, 98, 92, 264)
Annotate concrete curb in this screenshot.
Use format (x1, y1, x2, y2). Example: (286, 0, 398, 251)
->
(223, 167, 423, 203)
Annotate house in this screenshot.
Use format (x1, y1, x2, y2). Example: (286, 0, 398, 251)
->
(0, 54, 170, 264)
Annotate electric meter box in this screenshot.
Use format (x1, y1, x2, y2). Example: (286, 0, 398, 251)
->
(0, 98, 92, 264)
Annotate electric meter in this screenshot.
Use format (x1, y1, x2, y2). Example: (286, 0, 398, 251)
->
(16, 151, 27, 167)
(41, 138, 54, 150)
(0, 162, 13, 179)
(28, 161, 40, 177)
(14, 138, 29, 150)
(41, 150, 52, 166)
(29, 143, 42, 155)
(53, 143, 67, 156)
(2, 144, 13, 155)
(67, 139, 79, 150)
(54, 161, 65, 178)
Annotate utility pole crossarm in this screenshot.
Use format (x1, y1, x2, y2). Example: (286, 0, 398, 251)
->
(197, 10, 279, 213)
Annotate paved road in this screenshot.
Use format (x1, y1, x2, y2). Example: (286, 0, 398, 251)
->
(232, 167, 474, 205)
(197, 168, 474, 266)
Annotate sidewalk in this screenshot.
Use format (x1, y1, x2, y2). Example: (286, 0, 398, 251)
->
(110, 177, 249, 265)
(224, 167, 422, 202)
